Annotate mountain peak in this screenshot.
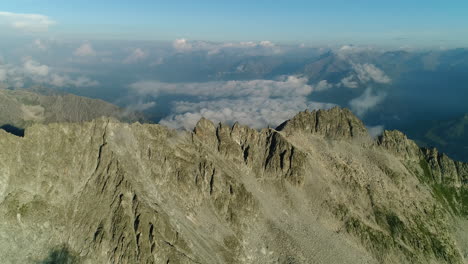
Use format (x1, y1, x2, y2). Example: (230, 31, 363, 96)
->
(276, 106, 368, 139)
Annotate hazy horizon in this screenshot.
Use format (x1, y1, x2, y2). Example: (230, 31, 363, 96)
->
(1, 2, 468, 157)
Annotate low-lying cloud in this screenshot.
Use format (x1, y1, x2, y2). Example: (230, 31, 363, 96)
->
(23, 58, 49, 76)
(338, 63, 391, 89)
(123, 48, 147, 63)
(352, 63, 391, 84)
(130, 75, 313, 98)
(367, 125, 385, 138)
(130, 75, 335, 129)
(315, 80, 333, 91)
(160, 98, 335, 130)
(0, 58, 98, 88)
(349, 87, 386, 116)
(172, 39, 282, 55)
(74, 43, 96, 57)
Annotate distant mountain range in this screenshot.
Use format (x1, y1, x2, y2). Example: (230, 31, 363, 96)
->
(0, 88, 141, 136)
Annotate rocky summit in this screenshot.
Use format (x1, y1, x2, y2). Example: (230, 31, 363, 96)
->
(0, 107, 466, 264)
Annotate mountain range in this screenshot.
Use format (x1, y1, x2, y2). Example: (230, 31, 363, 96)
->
(0, 106, 466, 263)
(0, 88, 141, 136)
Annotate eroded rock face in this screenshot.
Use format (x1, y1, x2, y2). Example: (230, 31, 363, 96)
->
(377, 130, 421, 160)
(378, 129, 467, 187)
(0, 108, 466, 264)
(276, 107, 369, 139)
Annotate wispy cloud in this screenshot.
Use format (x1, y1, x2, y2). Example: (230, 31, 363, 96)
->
(349, 87, 386, 116)
(172, 39, 281, 55)
(315, 80, 333, 91)
(130, 75, 313, 98)
(339, 75, 359, 88)
(49, 74, 98, 87)
(33, 39, 47, 50)
(367, 125, 385, 138)
(23, 58, 49, 76)
(338, 63, 391, 89)
(173, 38, 193, 52)
(74, 43, 96, 57)
(0, 11, 55, 31)
(353, 63, 391, 84)
(123, 48, 147, 63)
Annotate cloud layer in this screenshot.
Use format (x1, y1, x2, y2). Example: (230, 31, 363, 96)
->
(160, 98, 335, 130)
(130, 75, 313, 98)
(0, 11, 55, 31)
(130, 76, 335, 129)
(172, 39, 282, 55)
(0, 58, 98, 88)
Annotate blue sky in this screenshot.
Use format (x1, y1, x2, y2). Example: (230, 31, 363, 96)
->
(1, 0, 468, 45)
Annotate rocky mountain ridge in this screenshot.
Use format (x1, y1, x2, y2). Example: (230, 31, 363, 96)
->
(0, 89, 139, 135)
(0, 107, 466, 263)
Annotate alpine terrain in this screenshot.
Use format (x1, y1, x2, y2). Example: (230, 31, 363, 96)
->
(0, 107, 466, 264)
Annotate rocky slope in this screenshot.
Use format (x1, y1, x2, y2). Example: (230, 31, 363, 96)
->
(0, 89, 138, 135)
(0, 107, 466, 264)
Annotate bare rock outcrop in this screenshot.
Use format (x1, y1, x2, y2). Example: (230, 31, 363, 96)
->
(0, 108, 466, 264)
(276, 107, 369, 139)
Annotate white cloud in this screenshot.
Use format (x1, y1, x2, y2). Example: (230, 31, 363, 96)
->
(340, 75, 359, 88)
(23, 58, 49, 76)
(130, 75, 335, 130)
(0, 59, 98, 88)
(33, 39, 47, 50)
(352, 63, 391, 84)
(50, 74, 98, 87)
(338, 45, 374, 53)
(0, 11, 55, 31)
(124, 48, 147, 63)
(367, 125, 384, 138)
(315, 80, 333, 91)
(349, 87, 386, 116)
(130, 75, 313, 98)
(172, 39, 281, 55)
(335, 45, 378, 60)
(74, 43, 96, 57)
(337, 64, 391, 89)
(160, 98, 335, 130)
(259, 40, 275, 47)
(173, 39, 193, 52)
(49, 74, 70, 86)
(126, 101, 156, 112)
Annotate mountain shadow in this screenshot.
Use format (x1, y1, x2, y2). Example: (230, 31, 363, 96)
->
(37, 245, 80, 264)
(0, 124, 25, 137)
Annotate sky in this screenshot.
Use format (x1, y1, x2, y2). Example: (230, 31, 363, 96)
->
(1, 0, 468, 46)
(1, 1, 468, 135)
(1, 1, 468, 161)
